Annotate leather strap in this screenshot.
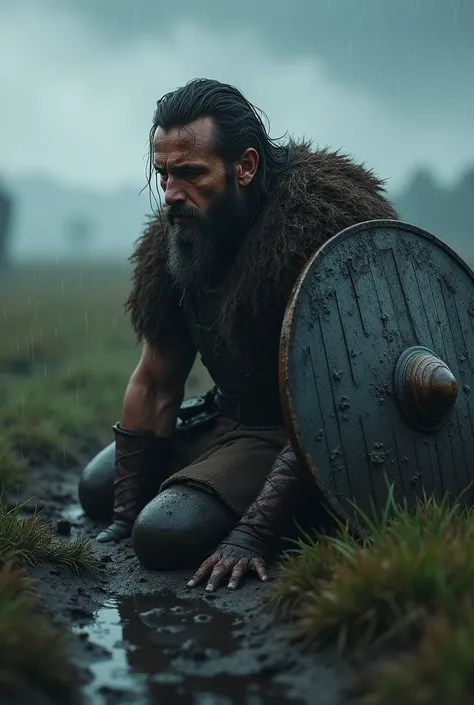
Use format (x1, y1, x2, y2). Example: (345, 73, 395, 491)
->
(215, 387, 284, 426)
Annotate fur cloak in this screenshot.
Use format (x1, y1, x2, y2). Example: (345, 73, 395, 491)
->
(125, 142, 398, 362)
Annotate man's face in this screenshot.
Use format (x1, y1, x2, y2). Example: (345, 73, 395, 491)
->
(153, 117, 252, 287)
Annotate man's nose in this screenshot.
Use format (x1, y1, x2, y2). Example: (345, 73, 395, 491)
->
(164, 177, 185, 206)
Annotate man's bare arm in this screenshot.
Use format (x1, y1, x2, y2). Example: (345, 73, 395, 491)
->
(121, 338, 197, 436)
(95, 337, 196, 543)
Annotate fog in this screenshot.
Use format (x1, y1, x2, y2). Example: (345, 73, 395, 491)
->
(0, 0, 472, 261)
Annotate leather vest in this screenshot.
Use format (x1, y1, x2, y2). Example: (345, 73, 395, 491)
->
(181, 284, 280, 406)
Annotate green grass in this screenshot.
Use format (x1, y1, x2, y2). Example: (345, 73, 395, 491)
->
(0, 504, 97, 700)
(0, 264, 212, 700)
(0, 266, 129, 699)
(0, 265, 211, 491)
(0, 265, 138, 491)
(0, 561, 80, 699)
(0, 502, 98, 698)
(270, 489, 474, 704)
(0, 502, 97, 573)
(362, 609, 474, 705)
(10, 261, 474, 703)
(0, 266, 132, 699)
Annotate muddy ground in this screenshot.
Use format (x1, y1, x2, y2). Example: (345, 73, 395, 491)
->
(6, 452, 357, 705)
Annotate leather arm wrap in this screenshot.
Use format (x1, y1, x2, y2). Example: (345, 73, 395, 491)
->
(112, 422, 172, 520)
(96, 423, 173, 542)
(222, 442, 303, 559)
(113, 422, 171, 470)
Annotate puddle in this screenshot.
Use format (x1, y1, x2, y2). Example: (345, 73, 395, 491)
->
(56, 503, 86, 540)
(61, 503, 85, 522)
(74, 592, 303, 705)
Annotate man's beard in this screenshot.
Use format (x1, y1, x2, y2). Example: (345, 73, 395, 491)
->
(165, 179, 249, 289)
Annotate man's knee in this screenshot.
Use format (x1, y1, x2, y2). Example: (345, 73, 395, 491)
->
(132, 484, 237, 570)
(78, 442, 115, 520)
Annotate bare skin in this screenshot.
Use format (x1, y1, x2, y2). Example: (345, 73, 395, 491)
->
(94, 336, 197, 543)
(186, 437, 304, 591)
(115, 118, 264, 588)
(124, 116, 259, 437)
(153, 117, 259, 217)
(187, 549, 268, 592)
(155, 119, 267, 590)
(121, 339, 196, 437)
(153, 118, 266, 591)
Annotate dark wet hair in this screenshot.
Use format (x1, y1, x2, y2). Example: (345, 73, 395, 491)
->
(147, 78, 296, 213)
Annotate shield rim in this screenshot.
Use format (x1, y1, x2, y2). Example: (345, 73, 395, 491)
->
(279, 218, 474, 526)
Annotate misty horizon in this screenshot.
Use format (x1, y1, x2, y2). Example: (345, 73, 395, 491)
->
(1, 0, 472, 263)
(1, 0, 473, 198)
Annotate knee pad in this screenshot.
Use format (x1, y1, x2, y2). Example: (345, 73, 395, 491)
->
(132, 484, 237, 570)
(78, 442, 115, 520)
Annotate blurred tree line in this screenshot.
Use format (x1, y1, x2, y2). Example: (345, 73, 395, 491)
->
(0, 164, 472, 270)
(0, 182, 13, 270)
(393, 166, 474, 250)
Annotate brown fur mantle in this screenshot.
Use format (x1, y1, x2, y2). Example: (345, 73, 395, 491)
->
(125, 142, 398, 360)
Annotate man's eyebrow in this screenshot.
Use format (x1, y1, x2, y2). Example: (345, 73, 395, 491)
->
(154, 162, 210, 174)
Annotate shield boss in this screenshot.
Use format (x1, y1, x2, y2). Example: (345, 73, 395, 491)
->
(280, 220, 474, 525)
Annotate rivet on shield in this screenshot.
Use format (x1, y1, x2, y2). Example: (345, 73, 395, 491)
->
(394, 346, 459, 433)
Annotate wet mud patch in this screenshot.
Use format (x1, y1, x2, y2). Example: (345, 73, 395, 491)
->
(74, 591, 306, 705)
(8, 461, 352, 705)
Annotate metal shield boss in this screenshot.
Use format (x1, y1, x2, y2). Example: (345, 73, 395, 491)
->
(280, 220, 474, 528)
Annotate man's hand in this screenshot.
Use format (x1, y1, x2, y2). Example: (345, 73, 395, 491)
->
(186, 442, 302, 592)
(187, 543, 268, 592)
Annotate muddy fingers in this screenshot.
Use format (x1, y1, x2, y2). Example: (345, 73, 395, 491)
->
(186, 554, 220, 588)
(204, 558, 237, 592)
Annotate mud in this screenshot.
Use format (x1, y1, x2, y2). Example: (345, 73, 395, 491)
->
(8, 455, 355, 705)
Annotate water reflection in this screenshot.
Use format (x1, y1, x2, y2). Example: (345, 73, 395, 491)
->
(60, 503, 85, 522)
(74, 592, 302, 705)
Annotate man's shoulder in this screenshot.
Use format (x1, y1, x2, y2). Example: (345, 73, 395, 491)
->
(269, 141, 398, 232)
(125, 211, 182, 349)
(288, 142, 395, 201)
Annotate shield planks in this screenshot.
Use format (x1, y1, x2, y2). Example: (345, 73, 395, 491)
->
(280, 220, 474, 527)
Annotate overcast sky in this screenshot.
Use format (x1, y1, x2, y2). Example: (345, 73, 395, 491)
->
(1, 0, 473, 195)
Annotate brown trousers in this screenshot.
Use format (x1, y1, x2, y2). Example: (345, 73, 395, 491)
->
(160, 415, 287, 517)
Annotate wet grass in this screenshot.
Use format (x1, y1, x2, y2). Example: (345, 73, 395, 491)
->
(0, 265, 134, 699)
(0, 263, 211, 700)
(0, 503, 98, 698)
(0, 265, 210, 490)
(363, 609, 474, 705)
(271, 489, 474, 704)
(0, 561, 80, 699)
(0, 265, 138, 492)
(0, 502, 97, 574)
(9, 260, 473, 703)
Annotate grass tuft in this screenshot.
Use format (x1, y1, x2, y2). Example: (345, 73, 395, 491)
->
(0, 264, 215, 700)
(271, 489, 474, 704)
(0, 501, 98, 575)
(271, 492, 474, 648)
(0, 561, 79, 697)
(363, 608, 474, 705)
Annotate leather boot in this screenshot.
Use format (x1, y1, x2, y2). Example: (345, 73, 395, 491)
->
(96, 423, 171, 543)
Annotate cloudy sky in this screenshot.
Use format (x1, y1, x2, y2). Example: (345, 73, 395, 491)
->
(1, 0, 473, 195)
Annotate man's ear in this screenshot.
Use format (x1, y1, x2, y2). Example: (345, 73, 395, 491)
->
(237, 148, 259, 186)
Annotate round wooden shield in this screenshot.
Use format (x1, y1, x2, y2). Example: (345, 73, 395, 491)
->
(280, 220, 474, 526)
